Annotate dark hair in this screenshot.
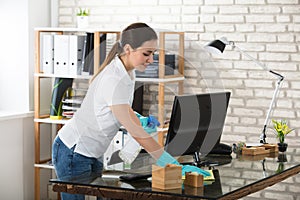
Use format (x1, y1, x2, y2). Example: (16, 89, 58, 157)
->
(90, 22, 158, 83)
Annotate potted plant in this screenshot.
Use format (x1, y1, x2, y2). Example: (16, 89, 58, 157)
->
(232, 141, 246, 154)
(76, 8, 90, 28)
(272, 119, 294, 152)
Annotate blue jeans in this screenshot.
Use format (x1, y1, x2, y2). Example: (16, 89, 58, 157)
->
(52, 136, 104, 200)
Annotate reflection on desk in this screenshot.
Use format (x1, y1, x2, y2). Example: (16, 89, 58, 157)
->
(50, 147, 300, 200)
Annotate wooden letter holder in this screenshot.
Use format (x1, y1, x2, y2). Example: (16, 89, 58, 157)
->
(184, 172, 204, 187)
(242, 143, 278, 156)
(152, 164, 182, 190)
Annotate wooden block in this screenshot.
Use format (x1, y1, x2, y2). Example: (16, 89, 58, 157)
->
(152, 187, 182, 194)
(240, 154, 269, 161)
(262, 143, 278, 153)
(184, 172, 203, 187)
(152, 164, 182, 190)
(242, 147, 270, 155)
(184, 185, 204, 195)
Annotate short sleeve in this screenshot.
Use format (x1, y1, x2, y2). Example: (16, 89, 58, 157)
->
(97, 75, 132, 106)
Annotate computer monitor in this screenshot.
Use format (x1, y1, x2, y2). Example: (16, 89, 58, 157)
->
(164, 92, 231, 166)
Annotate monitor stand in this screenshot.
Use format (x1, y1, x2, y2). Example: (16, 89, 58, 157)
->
(193, 152, 219, 167)
(193, 152, 205, 167)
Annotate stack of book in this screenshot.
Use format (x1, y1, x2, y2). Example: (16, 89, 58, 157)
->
(135, 54, 175, 78)
(135, 63, 160, 78)
(62, 96, 84, 118)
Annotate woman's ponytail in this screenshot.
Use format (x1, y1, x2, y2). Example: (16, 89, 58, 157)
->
(90, 22, 157, 83)
(90, 41, 123, 83)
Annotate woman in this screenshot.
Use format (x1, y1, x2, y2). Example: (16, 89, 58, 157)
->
(52, 22, 208, 200)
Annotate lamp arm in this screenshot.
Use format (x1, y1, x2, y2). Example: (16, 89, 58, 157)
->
(232, 44, 285, 80)
(260, 77, 284, 143)
(229, 42, 285, 143)
(269, 70, 284, 81)
(232, 45, 270, 71)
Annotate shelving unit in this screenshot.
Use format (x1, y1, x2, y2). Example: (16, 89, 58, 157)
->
(34, 27, 121, 200)
(138, 31, 185, 146)
(33, 28, 184, 199)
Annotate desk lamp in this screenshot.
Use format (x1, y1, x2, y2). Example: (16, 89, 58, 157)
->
(204, 37, 284, 144)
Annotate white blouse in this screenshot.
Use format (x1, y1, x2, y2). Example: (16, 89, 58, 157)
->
(58, 56, 135, 158)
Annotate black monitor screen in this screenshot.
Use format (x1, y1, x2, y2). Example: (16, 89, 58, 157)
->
(164, 92, 230, 157)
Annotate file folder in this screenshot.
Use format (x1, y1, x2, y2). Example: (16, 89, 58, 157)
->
(41, 34, 54, 74)
(69, 35, 86, 75)
(82, 33, 94, 76)
(54, 35, 69, 75)
(98, 34, 107, 73)
(81, 36, 88, 75)
(82, 33, 107, 75)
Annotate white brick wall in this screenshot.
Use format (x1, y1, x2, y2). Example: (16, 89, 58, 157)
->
(57, 1, 300, 199)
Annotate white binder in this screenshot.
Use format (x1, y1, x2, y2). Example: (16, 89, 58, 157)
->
(69, 35, 86, 75)
(118, 132, 142, 165)
(41, 34, 54, 74)
(103, 131, 125, 168)
(54, 35, 69, 75)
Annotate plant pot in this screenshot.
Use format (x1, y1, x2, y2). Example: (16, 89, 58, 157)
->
(77, 16, 89, 28)
(277, 142, 288, 153)
(277, 153, 287, 162)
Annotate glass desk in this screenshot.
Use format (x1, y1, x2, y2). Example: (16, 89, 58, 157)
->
(50, 147, 300, 200)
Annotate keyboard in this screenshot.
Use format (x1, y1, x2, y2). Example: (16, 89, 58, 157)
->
(119, 173, 152, 181)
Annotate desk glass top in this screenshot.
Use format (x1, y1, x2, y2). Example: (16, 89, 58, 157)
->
(50, 147, 300, 199)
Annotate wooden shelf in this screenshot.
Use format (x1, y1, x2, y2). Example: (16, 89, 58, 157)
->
(136, 75, 184, 83)
(34, 73, 91, 80)
(34, 27, 120, 33)
(34, 117, 69, 125)
(34, 163, 54, 170)
(35, 73, 185, 82)
(33, 28, 121, 200)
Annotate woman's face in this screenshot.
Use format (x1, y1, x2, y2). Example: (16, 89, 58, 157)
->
(127, 39, 158, 72)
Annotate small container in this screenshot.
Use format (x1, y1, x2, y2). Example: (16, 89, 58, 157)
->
(184, 172, 204, 187)
(77, 16, 89, 28)
(152, 164, 182, 190)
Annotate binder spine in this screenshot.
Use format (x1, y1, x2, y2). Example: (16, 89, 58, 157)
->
(69, 35, 86, 76)
(54, 35, 69, 75)
(41, 34, 54, 74)
(77, 35, 86, 75)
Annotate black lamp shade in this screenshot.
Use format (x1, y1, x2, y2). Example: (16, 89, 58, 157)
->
(204, 39, 226, 54)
